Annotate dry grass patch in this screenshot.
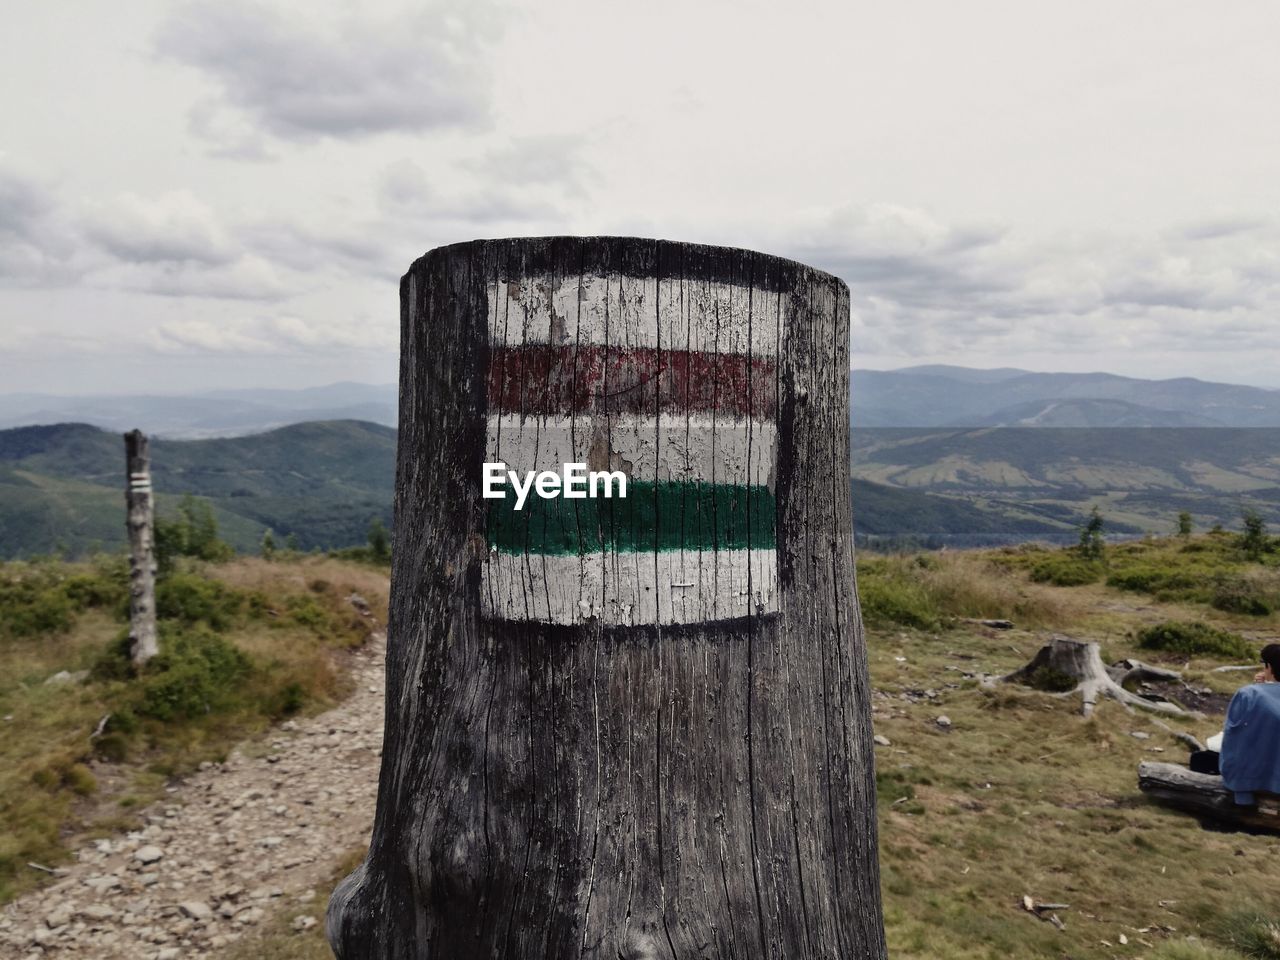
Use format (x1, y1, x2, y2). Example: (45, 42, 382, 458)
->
(870, 614, 1279, 960)
(0, 556, 385, 905)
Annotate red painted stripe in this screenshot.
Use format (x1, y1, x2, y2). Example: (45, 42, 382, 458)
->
(488, 345, 777, 418)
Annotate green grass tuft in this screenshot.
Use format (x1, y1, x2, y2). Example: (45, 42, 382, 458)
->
(1213, 911, 1280, 959)
(1135, 620, 1254, 660)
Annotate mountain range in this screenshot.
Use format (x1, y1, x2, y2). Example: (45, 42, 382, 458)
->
(3, 366, 1279, 438)
(0, 420, 1078, 560)
(850, 366, 1280, 428)
(4, 365, 1280, 559)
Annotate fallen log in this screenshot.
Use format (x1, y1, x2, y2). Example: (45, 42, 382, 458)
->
(996, 635, 1201, 718)
(1138, 761, 1280, 832)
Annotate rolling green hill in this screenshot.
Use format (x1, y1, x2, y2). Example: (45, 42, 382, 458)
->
(12, 421, 1272, 559)
(0, 421, 395, 559)
(0, 421, 1085, 559)
(852, 427, 1280, 535)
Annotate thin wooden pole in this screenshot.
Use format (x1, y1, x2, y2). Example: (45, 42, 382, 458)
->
(125, 429, 158, 666)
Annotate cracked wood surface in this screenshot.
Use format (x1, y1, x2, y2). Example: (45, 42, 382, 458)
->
(327, 237, 886, 959)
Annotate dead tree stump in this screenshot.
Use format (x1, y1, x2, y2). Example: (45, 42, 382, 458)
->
(124, 429, 158, 666)
(997, 635, 1196, 718)
(1138, 761, 1280, 832)
(327, 237, 886, 959)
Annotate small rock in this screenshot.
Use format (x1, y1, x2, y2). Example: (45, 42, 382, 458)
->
(156, 948, 181, 960)
(44, 906, 72, 930)
(1130, 731, 1151, 740)
(84, 875, 122, 894)
(78, 904, 116, 922)
(178, 901, 212, 920)
(44, 670, 88, 686)
(139, 873, 160, 887)
(292, 915, 318, 932)
(873, 735, 892, 747)
(935, 715, 952, 729)
(236, 907, 265, 926)
(259, 836, 284, 848)
(135, 846, 164, 865)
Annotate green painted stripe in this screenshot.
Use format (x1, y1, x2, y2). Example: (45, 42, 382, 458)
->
(486, 480, 776, 555)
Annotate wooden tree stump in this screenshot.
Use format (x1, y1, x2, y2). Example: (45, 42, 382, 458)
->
(327, 238, 886, 959)
(124, 429, 158, 666)
(1138, 761, 1280, 832)
(997, 635, 1196, 718)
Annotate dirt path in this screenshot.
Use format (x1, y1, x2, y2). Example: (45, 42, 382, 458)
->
(0, 633, 386, 960)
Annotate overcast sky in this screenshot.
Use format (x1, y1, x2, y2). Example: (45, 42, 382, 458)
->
(3, 0, 1279, 394)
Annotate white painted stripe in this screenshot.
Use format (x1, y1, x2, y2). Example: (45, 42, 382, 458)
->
(486, 275, 783, 357)
(486, 415, 776, 487)
(481, 548, 778, 626)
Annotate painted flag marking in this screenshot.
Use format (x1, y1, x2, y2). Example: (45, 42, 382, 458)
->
(482, 273, 783, 627)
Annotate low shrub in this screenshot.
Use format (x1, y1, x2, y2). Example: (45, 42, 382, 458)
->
(857, 559, 941, 630)
(0, 585, 75, 637)
(1135, 621, 1254, 661)
(1210, 575, 1275, 616)
(155, 574, 247, 630)
(0, 559, 130, 640)
(1029, 554, 1104, 587)
(1106, 566, 1202, 595)
(134, 625, 252, 721)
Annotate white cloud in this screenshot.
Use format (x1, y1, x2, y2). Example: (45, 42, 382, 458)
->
(0, 165, 78, 284)
(101, 256, 294, 301)
(152, 312, 395, 355)
(155, 0, 497, 144)
(82, 191, 237, 266)
(768, 204, 1280, 368)
(153, 318, 277, 354)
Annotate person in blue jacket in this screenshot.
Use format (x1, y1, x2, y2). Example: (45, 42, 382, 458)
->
(1219, 643, 1280, 805)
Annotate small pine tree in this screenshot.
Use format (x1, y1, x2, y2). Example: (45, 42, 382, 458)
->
(285, 532, 299, 552)
(1241, 508, 1268, 561)
(261, 528, 277, 560)
(368, 518, 391, 563)
(1078, 506, 1105, 561)
(1177, 511, 1193, 537)
(161, 495, 235, 565)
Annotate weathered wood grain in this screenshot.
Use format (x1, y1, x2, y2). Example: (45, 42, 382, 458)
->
(327, 237, 886, 959)
(1139, 761, 1280, 832)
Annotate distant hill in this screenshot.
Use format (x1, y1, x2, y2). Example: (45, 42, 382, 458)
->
(0, 421, 395, 558)
(10, 417, 1280, 560)
(4, 366, 1280, 437)
(962, 398, 1221, 428)
(851, 427, 1280, 535)
(851, 365, 1280, 427)
(0, 420, 1079, 559)
(0, 383, 397, 439)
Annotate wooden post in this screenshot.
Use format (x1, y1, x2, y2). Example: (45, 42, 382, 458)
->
(328, 237, 886, 959)
(124, 429, 158, 666)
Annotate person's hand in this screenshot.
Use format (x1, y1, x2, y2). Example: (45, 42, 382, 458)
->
(1256, 670, 1269, 683)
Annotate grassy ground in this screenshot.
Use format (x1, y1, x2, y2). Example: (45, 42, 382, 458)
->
(0, 553, 387, 905)
(6, 532, 1280, 958)
(862, 532, 1280, 960)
